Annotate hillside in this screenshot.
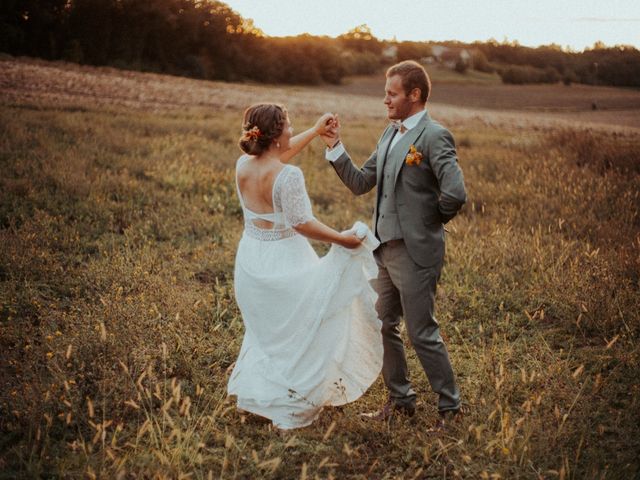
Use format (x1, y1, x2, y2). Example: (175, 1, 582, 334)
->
(3, 58, 639, 133)
(321, 68, 640, 131)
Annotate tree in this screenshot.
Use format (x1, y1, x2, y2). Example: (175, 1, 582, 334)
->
(338, 24, 382, 54)
(471, 49, 493, 72)
(12, 0, 70, 58)
(396, 41, 432, 62)
(454, 58, 468, 74)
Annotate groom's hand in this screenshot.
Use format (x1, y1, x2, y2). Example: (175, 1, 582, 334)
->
(320, 115, 341, 149)
(314, 113, 337, 137)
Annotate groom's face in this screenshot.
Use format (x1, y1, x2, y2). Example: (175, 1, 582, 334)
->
(384, 75, 414, 121)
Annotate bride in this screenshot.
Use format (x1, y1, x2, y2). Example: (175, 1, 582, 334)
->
(227, 103, 383, 430)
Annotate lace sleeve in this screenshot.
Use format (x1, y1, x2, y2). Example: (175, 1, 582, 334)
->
(279, 167, 314, 226)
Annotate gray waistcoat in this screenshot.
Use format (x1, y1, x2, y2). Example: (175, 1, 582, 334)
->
(376, 136, 403, 242)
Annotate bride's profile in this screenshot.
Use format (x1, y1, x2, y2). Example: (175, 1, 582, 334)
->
(226, 103, 383, 430)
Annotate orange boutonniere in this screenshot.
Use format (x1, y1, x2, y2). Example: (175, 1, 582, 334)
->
(405, 145, 423, 166)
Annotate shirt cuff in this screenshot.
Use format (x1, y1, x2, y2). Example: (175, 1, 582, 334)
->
(325, 142, 346, 162)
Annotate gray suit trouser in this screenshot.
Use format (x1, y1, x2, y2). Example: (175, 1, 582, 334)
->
(373, 239, 461, 413)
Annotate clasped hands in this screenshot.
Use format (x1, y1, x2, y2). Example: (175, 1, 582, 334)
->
(314, 113, 341, 149)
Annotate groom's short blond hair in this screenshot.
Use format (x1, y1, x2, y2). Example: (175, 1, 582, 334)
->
(386, 60, 431, 103)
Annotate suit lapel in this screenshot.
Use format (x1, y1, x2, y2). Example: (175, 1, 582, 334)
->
(390, 112, 430, 187)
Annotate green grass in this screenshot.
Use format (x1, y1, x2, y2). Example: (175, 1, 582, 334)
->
(0, 92, 639, 479)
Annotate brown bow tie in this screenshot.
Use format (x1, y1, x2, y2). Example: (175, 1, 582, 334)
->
(391, 121, 407, 134)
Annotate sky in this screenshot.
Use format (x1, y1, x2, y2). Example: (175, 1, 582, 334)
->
(224, 0, 640, 51)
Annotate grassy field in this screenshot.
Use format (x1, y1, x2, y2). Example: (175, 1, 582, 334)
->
(1, 59, 639, 478)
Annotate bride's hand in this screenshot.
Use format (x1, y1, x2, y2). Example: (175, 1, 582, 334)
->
(339, 232, 363, 249)
(314, 113, 336, 136)
(319, 115, 340, 148)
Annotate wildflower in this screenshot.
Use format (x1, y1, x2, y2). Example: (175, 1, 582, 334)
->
(241, 125, 262, 142)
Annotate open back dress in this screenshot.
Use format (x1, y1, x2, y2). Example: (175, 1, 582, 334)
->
(227, 155, 383, 429)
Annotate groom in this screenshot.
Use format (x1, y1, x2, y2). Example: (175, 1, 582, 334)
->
(322, 60, 466, 428)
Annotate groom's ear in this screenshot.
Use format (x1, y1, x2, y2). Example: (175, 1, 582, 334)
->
(409, 87, 422, 103)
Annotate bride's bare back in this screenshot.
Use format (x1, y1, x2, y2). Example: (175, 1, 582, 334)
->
(236, 157, 285, 229)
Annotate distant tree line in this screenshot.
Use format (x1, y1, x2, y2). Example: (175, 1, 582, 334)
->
(473, 40, 640, 86)
(0, 0, 389, 84)
(1, 0, 639, 87)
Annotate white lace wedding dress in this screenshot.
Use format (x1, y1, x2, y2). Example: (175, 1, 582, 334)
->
(227, 155, 383, 429)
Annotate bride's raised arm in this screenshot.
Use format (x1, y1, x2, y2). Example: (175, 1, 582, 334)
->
(280, 113, 337, 163)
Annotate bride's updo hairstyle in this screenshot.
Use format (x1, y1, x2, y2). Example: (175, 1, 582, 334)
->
(238, 103, 288, 156)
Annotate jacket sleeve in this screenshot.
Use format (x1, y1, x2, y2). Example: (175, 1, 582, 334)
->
(428, 128, 467, 224)
(330, 148, 378, 196)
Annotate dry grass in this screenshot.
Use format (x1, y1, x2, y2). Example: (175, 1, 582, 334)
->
(1, 59, 639, 479)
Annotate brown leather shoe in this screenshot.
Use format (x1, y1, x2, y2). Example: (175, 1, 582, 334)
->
(360, 401, 416, 421)
(428, 409, 463, 434)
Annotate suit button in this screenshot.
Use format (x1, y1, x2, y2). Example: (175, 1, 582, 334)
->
(384, 194, 388, 198)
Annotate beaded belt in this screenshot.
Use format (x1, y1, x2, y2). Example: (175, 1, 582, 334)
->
(244, 225, 297, 241)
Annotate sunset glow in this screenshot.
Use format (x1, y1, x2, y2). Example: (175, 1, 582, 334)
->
(224, 0, 640, 51)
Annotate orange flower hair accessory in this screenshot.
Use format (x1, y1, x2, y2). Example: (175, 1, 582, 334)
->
(405, 145, 423, 166)
(241, 125, 262, 141)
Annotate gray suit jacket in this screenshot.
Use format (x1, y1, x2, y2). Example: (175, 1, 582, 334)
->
(332, 110, 467, 268)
